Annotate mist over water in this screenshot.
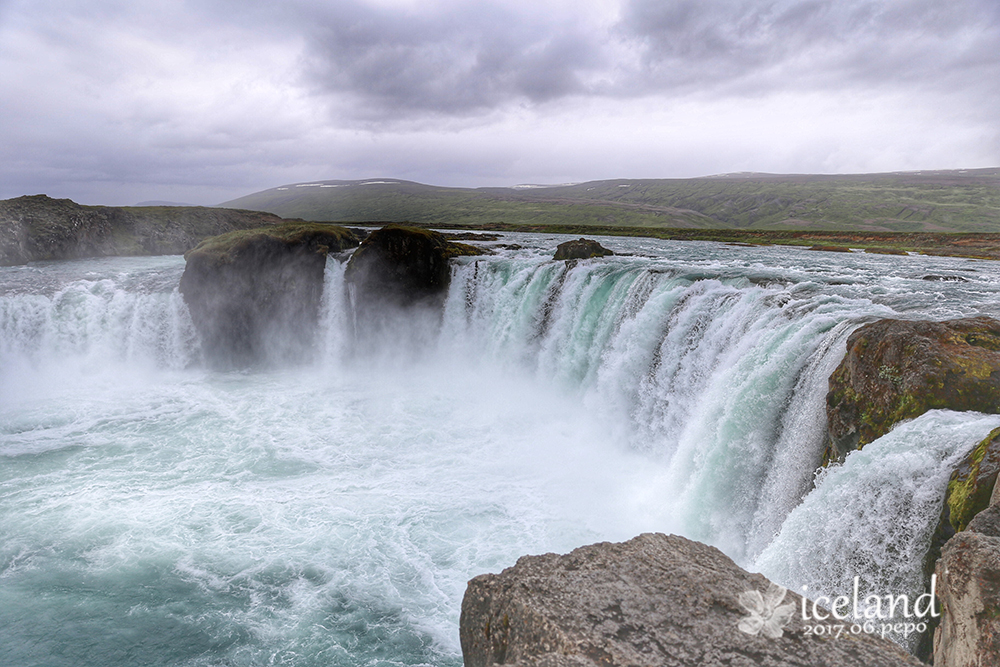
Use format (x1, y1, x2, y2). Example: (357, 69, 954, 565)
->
(3, 236, 1000, 665)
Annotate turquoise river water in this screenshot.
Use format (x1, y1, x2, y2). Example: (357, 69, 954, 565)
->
(2, 233, 1000, 665)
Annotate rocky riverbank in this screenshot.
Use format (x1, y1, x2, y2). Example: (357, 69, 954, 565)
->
(0, 194, 290, 265)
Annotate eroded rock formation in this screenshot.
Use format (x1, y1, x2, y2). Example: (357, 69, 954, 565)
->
(180, 222, 359, 368)
(825, 317, 1000, 463)
(927, 428, 1000, 606)
(460, 533, 922, 667)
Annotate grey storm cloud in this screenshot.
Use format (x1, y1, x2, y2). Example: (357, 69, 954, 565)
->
(291, 1, 604, 118)
(616, 0, 1000, 95)
(267, 0, 1000, 121)
(2, 0, 998, 205)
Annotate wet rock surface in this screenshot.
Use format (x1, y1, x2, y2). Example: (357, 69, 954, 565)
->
(825, 317, 1000, 463)
(344, 224, 484, 309)
(934, 503, 1000, 667)
(927, 428, 1000, 604)
(552, 238, 613, 260)
(460, 533, 922, 667)
(180, 222, 359, 368)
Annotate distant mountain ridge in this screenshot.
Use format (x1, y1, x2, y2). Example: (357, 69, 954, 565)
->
(221, 169, 1000, 233)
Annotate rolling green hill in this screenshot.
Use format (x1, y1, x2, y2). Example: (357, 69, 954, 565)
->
(221, 169, 1000, 233)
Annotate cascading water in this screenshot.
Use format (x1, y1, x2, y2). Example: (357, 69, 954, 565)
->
(755, 410, 1000, 650)
(3, 235, 1000, 665)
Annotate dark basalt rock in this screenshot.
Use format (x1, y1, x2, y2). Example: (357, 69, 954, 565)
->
(552, 238, 613, 260)
(460, 533, 921, 667)
(825, 317, 1000, 463)
(0, 194, 290, 266)
(180, 222, 359, 368)
(344, 224, 484, 310)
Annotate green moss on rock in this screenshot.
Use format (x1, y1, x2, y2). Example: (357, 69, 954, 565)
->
(825, 317, 1000, 463)
(947, 427, 1000, 533)
(184, 221, 359, 265)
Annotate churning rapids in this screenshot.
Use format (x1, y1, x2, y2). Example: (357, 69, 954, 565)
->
(3, 233, 1000, 666)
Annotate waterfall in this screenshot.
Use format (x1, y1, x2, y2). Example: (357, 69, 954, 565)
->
(754, 411, 1000, 649)
(440, 255, 885, 561)
(2, 242, 998, 663)
(0, 260, 200, 381)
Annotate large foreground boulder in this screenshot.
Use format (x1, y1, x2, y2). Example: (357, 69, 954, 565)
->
(825, 317, 1000, 463)
(934, 503, 1000, 666)
(180, 222, 359, 367)
(460, 533, 922, 667)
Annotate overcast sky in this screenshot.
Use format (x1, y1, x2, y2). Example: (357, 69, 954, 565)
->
(1, 0, 998, 205)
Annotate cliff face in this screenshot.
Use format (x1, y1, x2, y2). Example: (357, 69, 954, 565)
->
(179, 223, 360, 368)
(0, 194, 291, 265)
(825, 317, 1000, 463)
(935, 503, 1000, 667)
(460, 533, 922, 667)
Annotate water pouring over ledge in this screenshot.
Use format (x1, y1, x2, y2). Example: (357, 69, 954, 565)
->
(2, 234, 1000, 666)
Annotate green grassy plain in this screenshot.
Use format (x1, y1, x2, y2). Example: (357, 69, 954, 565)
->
(222, 169, 1000, 234)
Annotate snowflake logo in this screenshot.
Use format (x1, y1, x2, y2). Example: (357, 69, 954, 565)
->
(737, 582, 796, 639)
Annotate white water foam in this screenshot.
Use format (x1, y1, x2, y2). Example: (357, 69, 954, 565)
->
(755, 410, 1000, 649)
(2, 241, 1000, 664)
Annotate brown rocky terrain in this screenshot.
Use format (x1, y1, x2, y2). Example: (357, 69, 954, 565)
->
(179, 222, 360, 368)
(0, 194, 289, 266)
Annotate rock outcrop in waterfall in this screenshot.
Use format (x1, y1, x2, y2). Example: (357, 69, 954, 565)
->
(460, 533, 922, 667)
(825, 317, 1000, 463)
(179, 222, 360, 368)
(344, 224, 485, 308)
(0, 194, 293, 266)
(552, 238, 613, 260)
(344, 225, 485, 339)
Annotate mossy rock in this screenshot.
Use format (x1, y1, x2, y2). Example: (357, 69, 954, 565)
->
(925, 428, 1000, 604)
(180, 222, 360, 368)
(946, 427, 1000, 532)
(553, 238, 613, 260)
(825, 317, 1000, 463)
(184, 221, 359, 265)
